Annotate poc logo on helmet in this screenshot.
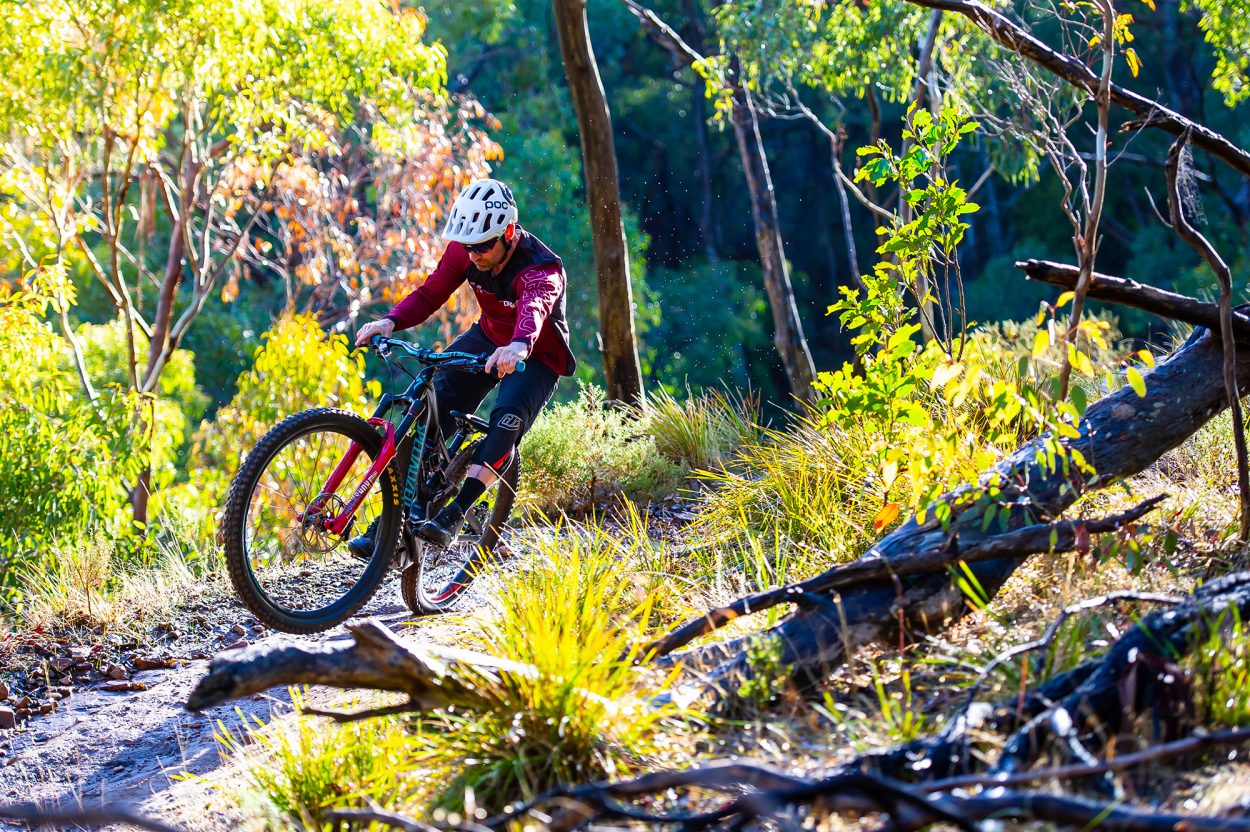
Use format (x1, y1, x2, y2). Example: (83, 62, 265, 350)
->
(484, 200, 512, 210)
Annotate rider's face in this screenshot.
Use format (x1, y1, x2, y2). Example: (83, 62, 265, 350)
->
(466, 236, 506, 269)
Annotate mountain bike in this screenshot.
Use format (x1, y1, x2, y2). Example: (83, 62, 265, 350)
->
(220, 336, 521, 633)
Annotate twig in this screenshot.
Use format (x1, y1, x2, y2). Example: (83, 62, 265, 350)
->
(958, 589, 1183, 710)
(927, 726, 1250, 791)
(1166, 130, 1250, 541)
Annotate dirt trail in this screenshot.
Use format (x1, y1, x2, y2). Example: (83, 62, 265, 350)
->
(0, 586, 469, 831)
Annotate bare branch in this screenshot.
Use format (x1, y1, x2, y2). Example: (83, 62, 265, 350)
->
(1017, 259, 1250, 339)
(642, 495, 1165, 660)
(1166, 130, 1250, 539)
(903, 0, 1250, 177)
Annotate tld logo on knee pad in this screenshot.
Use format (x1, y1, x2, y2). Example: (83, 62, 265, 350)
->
(497, 413, 524, 431)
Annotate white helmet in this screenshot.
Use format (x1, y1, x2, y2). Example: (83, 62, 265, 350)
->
(441, 178, 518, 244)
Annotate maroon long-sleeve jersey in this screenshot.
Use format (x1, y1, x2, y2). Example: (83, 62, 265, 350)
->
(385, 227, 576, 377)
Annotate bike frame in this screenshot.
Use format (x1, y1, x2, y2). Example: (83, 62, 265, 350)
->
(305, 339, 492, 537)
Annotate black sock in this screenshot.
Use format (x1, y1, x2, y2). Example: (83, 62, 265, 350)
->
(451, 477, 488, 513)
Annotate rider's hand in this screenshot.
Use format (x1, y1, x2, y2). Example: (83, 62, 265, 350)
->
(354, 317, 395, 347)
(485, 341, 529, 378)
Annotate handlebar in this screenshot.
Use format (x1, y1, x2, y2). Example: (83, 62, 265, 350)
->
(367, 336, 526, 374)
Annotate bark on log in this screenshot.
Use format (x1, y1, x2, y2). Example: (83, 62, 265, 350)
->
(187, 619, 534, 713)
(1018, 259, 1250, 339)
(665, 327, 1250, 706)
(553, 0, 645, 405)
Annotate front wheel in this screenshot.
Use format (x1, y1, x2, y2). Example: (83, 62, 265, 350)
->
(401, 445, 520, 615)
(221, 408, 401, 633)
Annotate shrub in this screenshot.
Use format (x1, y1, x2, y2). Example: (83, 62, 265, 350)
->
(0, 294, 144, 599)
(518, 384, 682, 514)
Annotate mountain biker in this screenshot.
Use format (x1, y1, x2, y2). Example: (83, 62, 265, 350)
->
(351, 177, 575, 554)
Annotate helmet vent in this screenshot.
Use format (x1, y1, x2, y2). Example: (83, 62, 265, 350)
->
(482, 215, 493, 232)
(483, 187, 496, 201)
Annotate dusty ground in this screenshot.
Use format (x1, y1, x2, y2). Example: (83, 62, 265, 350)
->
(0, 573, 482, 831)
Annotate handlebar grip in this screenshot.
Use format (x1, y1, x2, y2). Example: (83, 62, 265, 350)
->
(514, 360, 526, 374)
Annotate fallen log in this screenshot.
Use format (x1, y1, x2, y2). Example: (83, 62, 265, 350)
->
(187, 619, 536, 715)
(671, 326, 1250, 705)
(641, 496, 1168, 660)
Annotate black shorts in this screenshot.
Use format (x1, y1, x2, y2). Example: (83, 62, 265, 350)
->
(430, 323, 559, 441)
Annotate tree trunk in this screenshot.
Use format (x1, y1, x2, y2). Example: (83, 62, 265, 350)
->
(726, 55, 817, 403)
(552, 0, 645, 405)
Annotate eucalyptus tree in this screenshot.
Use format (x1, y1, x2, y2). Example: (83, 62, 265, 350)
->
(553, 0, 647, 405)
(0, 0, 469, 521)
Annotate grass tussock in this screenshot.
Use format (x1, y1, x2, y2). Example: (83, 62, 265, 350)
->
(222, 691, 423, 830)
(413, 515, 695, 811)
(694, 415, 880, 573)
(14, 524, 217, 634)
(641, 386, 760, 472)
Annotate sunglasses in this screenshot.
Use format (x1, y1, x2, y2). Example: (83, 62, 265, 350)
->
(464, 236, 502, 254)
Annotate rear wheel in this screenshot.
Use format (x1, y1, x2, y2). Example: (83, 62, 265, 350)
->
(221, 408, 401, 633)
(401, 444, 520, 615)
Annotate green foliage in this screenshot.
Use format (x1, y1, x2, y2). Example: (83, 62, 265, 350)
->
(0, 0, 446, 162)
(1189, 0, 1250, 107)
(225, 692, 423, 830)
(1189, 606, 1250, 727)
(0, 292, 144, 596)
(518, 384, 683, 514)
(78, 320, 209, 486)
(172, 314, 374, 539)
(714, 0, 926, 103)
(736, 635, 790, 713)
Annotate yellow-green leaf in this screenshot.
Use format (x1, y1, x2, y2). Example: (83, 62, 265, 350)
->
(1032, 329, 1050, 358)
(1126, 366, 1147, 397)
(1125, 48, 1142, 78)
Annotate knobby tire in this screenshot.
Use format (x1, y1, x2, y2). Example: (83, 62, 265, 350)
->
(221, 408, 401, 633)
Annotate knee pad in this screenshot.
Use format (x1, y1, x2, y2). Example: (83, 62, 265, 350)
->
(473, 409, 524, 473)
